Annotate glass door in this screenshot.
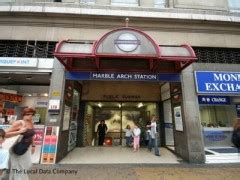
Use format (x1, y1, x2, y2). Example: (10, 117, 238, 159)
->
(94, 103, 122, 146)
(89, 102, 157, 146)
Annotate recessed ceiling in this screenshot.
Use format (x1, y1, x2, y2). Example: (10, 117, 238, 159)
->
(0, 73, 51, 85)
(88, 102, 155, 108)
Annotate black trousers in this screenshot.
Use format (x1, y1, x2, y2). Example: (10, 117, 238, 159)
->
(98, 133, 105, 146)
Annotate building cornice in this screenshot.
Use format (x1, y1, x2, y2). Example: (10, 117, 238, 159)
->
(0, 3, 240, 23)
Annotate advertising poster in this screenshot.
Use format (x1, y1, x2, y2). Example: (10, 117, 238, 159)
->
(41, 126, 59, 164)
(174, 106, 183, 131)
(163, 100, 174, 145)
(62, 105, 71, 131)
(32, 125, 45, 164)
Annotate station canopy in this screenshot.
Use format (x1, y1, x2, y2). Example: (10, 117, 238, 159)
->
(54, 27, 197, 73)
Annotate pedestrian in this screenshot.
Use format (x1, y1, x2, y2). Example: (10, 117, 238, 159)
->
(145, 127, 151, 146)
(132, 124, 141, 152)
(124, 125, 132, 147)
(0, 129, 9, 180)
(232, 118, 240, 150)
(5, 107, 36, 180)
(147, 115, 160, 156)
(97, 120, 108, 146)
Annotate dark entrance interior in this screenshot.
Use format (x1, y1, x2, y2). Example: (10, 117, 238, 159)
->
(82, 102, 157, 147)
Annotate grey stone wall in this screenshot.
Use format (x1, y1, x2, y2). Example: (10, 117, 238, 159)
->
(180, 65, 205, 163)
(173, 0, 228, 10)
(45, 59, 68, 162)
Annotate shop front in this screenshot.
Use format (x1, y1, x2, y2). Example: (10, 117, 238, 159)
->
(195, 70, 240, 154)
(0, 57, 54, 163)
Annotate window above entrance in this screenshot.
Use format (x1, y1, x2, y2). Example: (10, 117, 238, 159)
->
(54, 27, 197, 72)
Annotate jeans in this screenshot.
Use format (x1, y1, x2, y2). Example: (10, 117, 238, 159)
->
(148, 138, 160, 155)
(126, 136, 132, 146)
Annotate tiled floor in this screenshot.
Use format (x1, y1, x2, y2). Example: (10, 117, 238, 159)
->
(59, 147, 182, 164)
(59, 146, 240, 164)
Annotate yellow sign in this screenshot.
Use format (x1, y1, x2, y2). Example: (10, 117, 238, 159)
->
(52, 91, 60, 97)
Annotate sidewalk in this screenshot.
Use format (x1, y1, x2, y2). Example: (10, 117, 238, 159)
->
(26, 163, 240, 180)
(28, 147, 240, 180)
(3, 146, 239, 179)
(59, 147, 181, 164)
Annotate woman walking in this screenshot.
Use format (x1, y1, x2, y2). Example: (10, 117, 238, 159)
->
(132, 124, 141, 152)
(5, 107, 36, 180)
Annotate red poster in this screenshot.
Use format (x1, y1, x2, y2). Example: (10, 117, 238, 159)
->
(34, 127, 45, 145)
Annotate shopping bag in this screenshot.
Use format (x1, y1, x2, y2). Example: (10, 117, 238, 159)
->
(0, 148, 10, 169)
(92, 138, 95, 146)
(2, 135, 22, 150)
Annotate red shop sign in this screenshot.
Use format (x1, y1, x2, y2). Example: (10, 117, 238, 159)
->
(0, 92, 23, 103)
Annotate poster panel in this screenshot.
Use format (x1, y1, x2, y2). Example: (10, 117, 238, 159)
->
(174, 106, 183, 131)
(62, 105, 71, 131)
(163, 100, 174, 145)
(41, 126, 59, 164)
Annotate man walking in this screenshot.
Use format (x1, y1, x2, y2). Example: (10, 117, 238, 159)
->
(97, 120, 108, 146)
(147, 115, 160, 156)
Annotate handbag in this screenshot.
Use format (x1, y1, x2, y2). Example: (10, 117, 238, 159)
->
(13, 141, 29, 155)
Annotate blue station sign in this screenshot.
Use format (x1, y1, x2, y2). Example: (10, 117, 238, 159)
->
(66, 72, 181, 82)
(198, 95, 230, 105)
(195, 71, 240, 94)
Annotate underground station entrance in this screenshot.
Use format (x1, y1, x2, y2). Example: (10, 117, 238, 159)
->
(53, 27, 197, 164)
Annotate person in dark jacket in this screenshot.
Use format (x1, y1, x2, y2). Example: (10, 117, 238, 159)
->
(232, 118, 240, 149)
(97, 120, 108, 146)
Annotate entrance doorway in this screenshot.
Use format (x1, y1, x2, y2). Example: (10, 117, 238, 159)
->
(84, 102, 157, 147)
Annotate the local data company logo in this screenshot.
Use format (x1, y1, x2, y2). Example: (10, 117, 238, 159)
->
(114, 33, 141, 52)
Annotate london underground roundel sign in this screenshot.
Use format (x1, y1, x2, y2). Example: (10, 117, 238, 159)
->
(115, 33, 140, 52)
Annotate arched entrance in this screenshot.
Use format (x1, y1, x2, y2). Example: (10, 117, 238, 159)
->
(49, 27, 201, 164)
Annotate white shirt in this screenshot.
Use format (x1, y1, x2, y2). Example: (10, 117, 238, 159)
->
(125, 129, 132, 137)
(150, 122, 157, 139)
(133, 128, 141, 137)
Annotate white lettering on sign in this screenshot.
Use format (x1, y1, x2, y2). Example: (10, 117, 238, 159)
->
(116, 74, 133, 79)
(205, 83, 240, 92)
(92, 73, 158, 81)
(0, 57, 38, 67)
(92, 73, 115, 79)
(213, 73, 240, 81)
(211, 98, 227, 103)
(48, 100, 60, 110)
(134, 74, 157, 80)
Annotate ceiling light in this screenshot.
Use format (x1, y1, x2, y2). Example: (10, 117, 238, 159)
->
(26, 76, 32, 80)
(137, 103, 143, 108)
(98, 103, 102, 108)
(43, 93, 49, 97)
(118, 104, 121, 108)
